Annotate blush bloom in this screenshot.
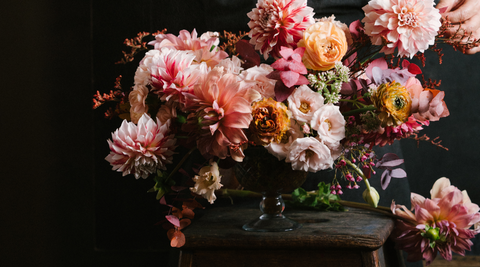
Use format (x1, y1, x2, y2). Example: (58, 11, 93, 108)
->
(391, 178, 480, 265)
(362, 0, 442, 58)
(405, 77, 449, 122)
(105, 114, 177, 179)
(247, 0, 314, 60)
(149, 29, 228, 68)
(187, 67, 259, 160)
(310, 103, 346, 146)
(287, 85, 324, 123)
(286, 137, 334, 172)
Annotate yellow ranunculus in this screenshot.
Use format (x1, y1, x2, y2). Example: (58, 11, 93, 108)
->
(372, 81, 412, 127)
(297, 20, 348, 71)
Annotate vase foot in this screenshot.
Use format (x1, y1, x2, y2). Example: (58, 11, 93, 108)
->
(242, 214, 302, 232)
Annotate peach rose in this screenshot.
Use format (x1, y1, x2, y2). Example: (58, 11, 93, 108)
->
(297, 19, 348, 71)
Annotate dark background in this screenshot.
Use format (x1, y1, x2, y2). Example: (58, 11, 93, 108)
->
(2, 0, 480, 266)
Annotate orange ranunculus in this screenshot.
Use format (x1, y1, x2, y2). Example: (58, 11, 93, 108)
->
(297, 19, 348, 71)
(250, 98, 291, 146)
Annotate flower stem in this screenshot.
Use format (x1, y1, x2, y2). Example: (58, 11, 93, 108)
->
(341, 105, 377, 117)
(166, 146, 197, 180)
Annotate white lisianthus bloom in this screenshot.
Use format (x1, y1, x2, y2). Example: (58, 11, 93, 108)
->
(190, 160, 223, 204)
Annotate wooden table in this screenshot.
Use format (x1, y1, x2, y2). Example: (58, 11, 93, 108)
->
(179, 206, 404, 267)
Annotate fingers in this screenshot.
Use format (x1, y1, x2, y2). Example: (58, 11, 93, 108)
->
(442, 0, 480, 23)
(436, 0, 463, 13)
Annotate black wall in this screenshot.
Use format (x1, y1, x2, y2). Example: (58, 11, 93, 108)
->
(3, 1, 480, 266)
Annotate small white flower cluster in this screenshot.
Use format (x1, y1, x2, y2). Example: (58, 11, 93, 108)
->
(307, 62, 350, 104)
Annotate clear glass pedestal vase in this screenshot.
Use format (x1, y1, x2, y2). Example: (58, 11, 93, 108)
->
(242, 192, 302, 232)
(234, 147, 307, 232)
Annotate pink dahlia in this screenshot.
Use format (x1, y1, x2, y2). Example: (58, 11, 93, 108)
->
(391, 178, 480, 265)
(362, 0, 441, 58)
(247, 0, 314, 60)
(144, 48, 207, 106)
(105, 114, 177, 179)
(149, 29, 228, 68)
(186, 67, 260, 161)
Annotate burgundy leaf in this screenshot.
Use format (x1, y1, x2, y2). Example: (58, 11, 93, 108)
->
(236, 39, 260, 68)
(274, 81, 295, 102)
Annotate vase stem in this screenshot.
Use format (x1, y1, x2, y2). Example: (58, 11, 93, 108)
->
(243, 192, 302, 232)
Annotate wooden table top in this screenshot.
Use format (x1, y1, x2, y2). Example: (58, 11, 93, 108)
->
(182, 205, 395, 251)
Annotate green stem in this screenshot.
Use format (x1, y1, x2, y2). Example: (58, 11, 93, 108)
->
(166, 146, 197, 181)
(341, 105, 377, 117)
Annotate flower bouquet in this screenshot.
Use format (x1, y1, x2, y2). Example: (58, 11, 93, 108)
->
(94, 0, 480, 264)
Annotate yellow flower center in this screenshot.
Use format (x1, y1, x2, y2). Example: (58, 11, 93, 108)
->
(299, 101, 311, 114)
(324, 119, 332, 131)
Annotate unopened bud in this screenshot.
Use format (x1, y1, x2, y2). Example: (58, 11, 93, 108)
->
(362, 187, 380, 208)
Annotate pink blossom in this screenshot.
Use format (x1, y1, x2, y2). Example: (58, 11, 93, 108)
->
(247, 0, 314, 60)
(186, 67, 259, 161)
(287, 85, 324, 123)
(144, 48, 207, 106)
(362, 0, 441, 58)
(391, 178, 480, 265)
(105, 114, 177, 179)
(240, 64, 276, 100)
(405, 77, 450, 122)
(149, 29, 228, 68)
(156, 100, 178, 125)
(286, 137, 334, 172)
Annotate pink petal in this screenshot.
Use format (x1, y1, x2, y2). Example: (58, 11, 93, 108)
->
(280, 70, 300, 88)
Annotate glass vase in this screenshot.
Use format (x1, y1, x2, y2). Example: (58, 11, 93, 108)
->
(234, 147, 308, 232)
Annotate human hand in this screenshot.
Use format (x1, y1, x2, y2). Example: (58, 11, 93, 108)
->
(437, 0, 480, 54)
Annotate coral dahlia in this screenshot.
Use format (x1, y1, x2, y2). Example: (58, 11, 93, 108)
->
(362, 0, 441, 58)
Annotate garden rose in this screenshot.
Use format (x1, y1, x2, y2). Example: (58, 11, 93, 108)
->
(286, 137, 334, 172)
(310, 103, 346, 147)
(297, 18, 348, 71)
(287, 85, 325, 123)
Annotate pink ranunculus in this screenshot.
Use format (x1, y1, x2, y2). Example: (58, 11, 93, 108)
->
(247, 0, 314, 60)
(391, 178, 480, 265)
(149, 29, 228, 68)
(362, 0, 441, 58)
(310, 103, 346, 146)
(240, 64, 276, 100)
(405, 77, 450, 122)
(287, 85, 324, 123)
(105, 114, 177, 179)
(265, 120, 303, 160)
(187, 67, 259, 161)
(286, 137, 334, 172)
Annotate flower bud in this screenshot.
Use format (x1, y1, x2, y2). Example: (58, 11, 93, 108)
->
(362, 186, 380, 208)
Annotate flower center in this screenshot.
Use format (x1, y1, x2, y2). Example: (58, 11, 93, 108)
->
(259, 9, 276, 28)
(398, 7, 418, 27)
(299, 101, 311, 113)
(305, 149, 315, 158)
(324, 119, 332, 131)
